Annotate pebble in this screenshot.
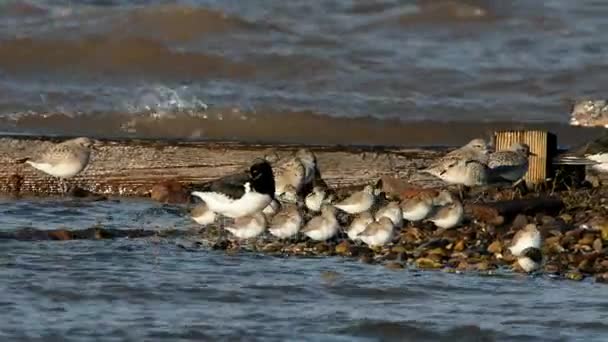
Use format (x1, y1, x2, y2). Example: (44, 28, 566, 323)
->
(384, 262, 405, 270)
(415, 257, 443, 269)
(565, 270, 584, 281)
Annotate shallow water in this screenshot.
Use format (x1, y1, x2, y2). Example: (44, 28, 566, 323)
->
(0, 0, 606, 144)
(1, 197, 607, 341)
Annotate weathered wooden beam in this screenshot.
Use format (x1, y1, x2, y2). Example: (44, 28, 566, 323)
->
(0, 136, 449, 196)
(493, 130, 557, 185)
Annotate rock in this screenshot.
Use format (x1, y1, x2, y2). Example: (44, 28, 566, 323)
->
(593, 238, 603, 253)
(262, 243, 283, 253)
(565, 270, 584, 281)
(475, 261, 490, 271)
(512, 214, 529, 230)
(540, 215, 555, 226)
(415, 257, 442, 269)
(595, 273, 608, 284)
(335, 241, 350, 255)
(453, 240, 466, 252)
(384, 262, 405, 270)
(602, 226, 608, 242)
(150, 180, 190, 204)
(466, 204, 504, 225)
(578, 233, 596, 246)
(487, 240, 502, 254)
(456, 260, 471, 271)
(359, 254, 374, 264)
(314, 242, 330, 253)
(560, 213, 573, 224)
(48, 229, 73, 241)
(544, 263, 561, 274)
(391, 245, 408, 254)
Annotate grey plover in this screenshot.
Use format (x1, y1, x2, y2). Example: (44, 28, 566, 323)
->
(334, 184, 375, 214)
(224, 212, 267, 239)
(273, 148, 317, 201)
(425, 198, 464, 229)
(268, 204, 303, 239)
(375, 201, 403, 228)
(21, 137, 96, 191)
(301, 204, 339, 241)
(346, 211, 374, 241)
(509, 223, 542, 273)
(190, 202, 216, 226)
(488, 143, 535, 184)
(569, 99, 608, 128)
(191, 159, 275, 218)
(357, 217, 394, 247)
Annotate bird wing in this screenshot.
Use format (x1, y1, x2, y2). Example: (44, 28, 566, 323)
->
(192, 171, 249, 199)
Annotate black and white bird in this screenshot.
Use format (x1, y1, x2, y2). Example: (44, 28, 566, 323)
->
(553, 132, 608, 173)
(191, 159, 275, 218)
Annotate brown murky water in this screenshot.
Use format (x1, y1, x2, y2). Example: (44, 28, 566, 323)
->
(0, 0, 607, 145)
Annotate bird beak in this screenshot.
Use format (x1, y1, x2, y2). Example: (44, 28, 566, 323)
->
(91, 140, 103, 151)
(528, 151, 537, 156)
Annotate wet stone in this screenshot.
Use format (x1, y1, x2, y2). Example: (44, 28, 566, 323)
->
(565, 270, 584, 281)
(384, 262, 405, 270)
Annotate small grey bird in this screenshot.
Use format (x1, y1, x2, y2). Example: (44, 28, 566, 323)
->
(375, 201, 403, 228)
(425, 198, 464, 230)
(509, 223, 542, 273)
(190, 202, 216, 226)
(20, 137, 97, 192)
(346, 211, 374, 241)
(268, 204, 303, 239)
(273, 148, 318, 200)
(334, 184, 375, 214)
(401, 190, 454, 222)
(224, 212, 267, 239)
(305, 185, 333, 212)
(357, 217, 394, 247)
(301, 204, 339, 241)
(488, 143, 535, 184)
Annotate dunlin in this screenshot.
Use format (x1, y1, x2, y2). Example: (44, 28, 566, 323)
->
(426, 198, 464, 229)
(357, 217, 394, 247)
(269, 204, 303, 239)
(224, 212, 267, 239)
(305, 185, 333, 212)
(488, 143, 535, 183)
(301, 205, 339, 241)
(191, 159, 275, 218)
(346, 211, 374, 241)
(375, 201, 403, 227)
(20, 137, 96, 192)
(190, 202, 216, 226)
(334, 184, 375, 214)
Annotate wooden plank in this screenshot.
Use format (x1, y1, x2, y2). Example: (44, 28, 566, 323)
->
(0, 135, 449, 196)
(493, 130, 557, 185)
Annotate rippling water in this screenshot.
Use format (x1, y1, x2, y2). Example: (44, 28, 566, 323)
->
(1, 197, 608, 341)
(0, 0, 606, 144)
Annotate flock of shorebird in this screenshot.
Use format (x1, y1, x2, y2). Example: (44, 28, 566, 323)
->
(16, 136, 545, 272)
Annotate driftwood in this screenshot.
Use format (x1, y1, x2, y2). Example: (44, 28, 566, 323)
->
(0, 135, 448, 196)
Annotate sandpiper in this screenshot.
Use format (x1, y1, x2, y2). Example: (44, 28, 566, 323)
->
(569, 99, 608, 128)
(425, 198, 464, 229)
(488, 143, 535, 184)
(375, 201, 403, 227)
(273, 148, 317, 200)
(190, 202, 216, 226)
(191, 159, 275, 218)
(301, 204, 339, 241)
(346, 211, 374, 241)
(509, 223, 542, 273)
(224, 212, 267, 239)
(334, 184, 375, 214)
(305, 185, 333, 212)
(268, 204, 303, 239)
(402, 190, 454, 222)
(358, 217, 394, 247)
(263, 199, 281, 218)
(20, 137, 96, 192)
